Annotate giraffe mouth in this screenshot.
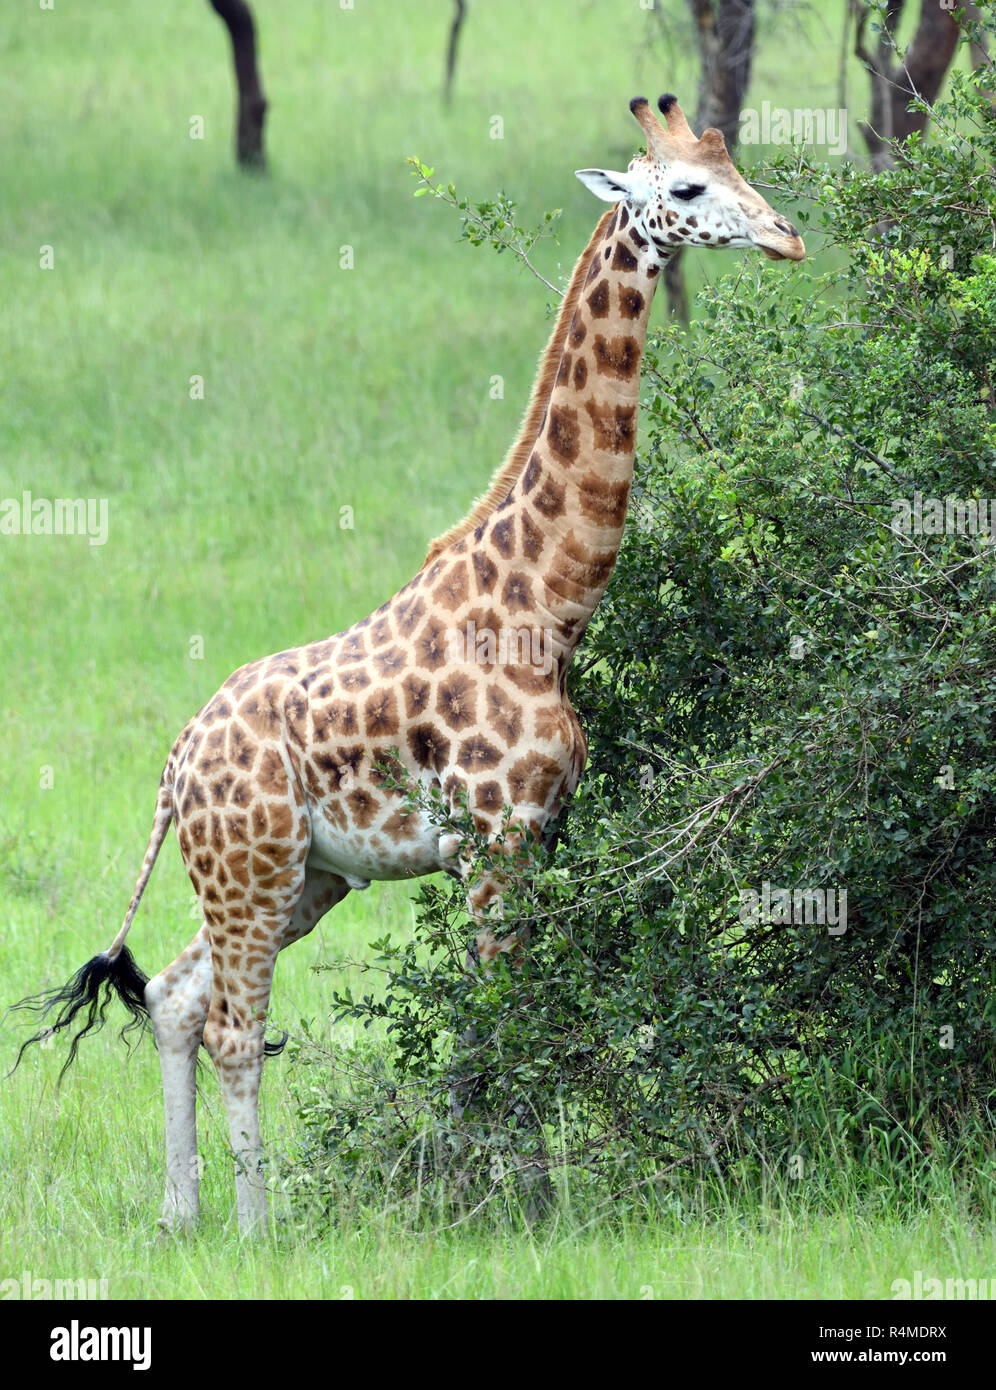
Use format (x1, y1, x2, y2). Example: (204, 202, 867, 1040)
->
(759, 219, 806, 262)
(760, 239, 806, 263)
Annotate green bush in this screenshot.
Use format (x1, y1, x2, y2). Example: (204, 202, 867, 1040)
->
(279, 42, 996, 1224)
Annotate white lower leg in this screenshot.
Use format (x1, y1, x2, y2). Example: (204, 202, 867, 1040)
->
(156, 1041, 201, 1228)
(212, 1039, 267, 1233)
(145, 926, 211, 1230)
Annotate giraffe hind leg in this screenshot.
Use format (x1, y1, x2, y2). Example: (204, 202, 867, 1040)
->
(144, 925, 212, 1232)
(145, 870, 349, 1233)
(148, 917, 283, 1235)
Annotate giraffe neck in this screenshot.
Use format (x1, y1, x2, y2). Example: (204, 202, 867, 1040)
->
(425, 208, 616, 565)
(496, 203, 664, 664)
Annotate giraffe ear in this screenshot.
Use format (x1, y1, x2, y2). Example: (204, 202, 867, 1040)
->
(575, 168, 644, 204)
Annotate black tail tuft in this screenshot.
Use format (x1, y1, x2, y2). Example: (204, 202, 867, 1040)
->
(8, 946, 150, 1082)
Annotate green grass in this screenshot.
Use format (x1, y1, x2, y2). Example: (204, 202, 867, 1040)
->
(1, 0, 989, 1297)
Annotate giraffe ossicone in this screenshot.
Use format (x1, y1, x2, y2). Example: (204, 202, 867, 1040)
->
(10, 96, 804, 1232)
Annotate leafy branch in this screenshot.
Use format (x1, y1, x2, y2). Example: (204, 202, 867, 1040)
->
(407, 157, 563, 295)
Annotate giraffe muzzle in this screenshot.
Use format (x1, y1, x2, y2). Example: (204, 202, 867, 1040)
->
(759, 217, 806, 262)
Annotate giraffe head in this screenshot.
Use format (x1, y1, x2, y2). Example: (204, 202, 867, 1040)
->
(576, 94, 805, 264)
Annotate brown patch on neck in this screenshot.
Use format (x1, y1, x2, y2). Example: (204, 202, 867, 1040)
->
(423, 206, 617, 564)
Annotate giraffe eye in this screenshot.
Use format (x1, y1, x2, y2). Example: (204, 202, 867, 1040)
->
(672, 184, 705, 201)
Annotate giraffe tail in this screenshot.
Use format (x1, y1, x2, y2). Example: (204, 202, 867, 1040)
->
(6, 777, 174, 1081)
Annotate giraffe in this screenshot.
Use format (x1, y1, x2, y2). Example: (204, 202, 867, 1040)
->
(11, 96, 804, 1232)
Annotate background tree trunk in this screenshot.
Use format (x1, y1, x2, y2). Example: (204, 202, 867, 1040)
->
(210, 0, 267, 169)
(851, 0, 960, 170)
(444, 0, 467, 106)
(665, 0, 756, 323)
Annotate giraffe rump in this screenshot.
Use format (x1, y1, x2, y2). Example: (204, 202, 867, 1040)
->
(7, 946, 150, 1082)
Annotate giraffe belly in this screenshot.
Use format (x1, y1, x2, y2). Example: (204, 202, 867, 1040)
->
(306, 803, 443, 885)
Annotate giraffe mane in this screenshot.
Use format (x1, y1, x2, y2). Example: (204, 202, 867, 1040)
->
(423, 206, 616, 565)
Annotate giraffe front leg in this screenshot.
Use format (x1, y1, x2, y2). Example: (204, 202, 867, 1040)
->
(465, 827, 534, 968)
(468, 888, 531, 969)
(205, 1019, 269, 1233)
(448, 827, 534, 1118)
(457, 831, 553, 1219)
(145, 925, 212, 1232)
(202, 934, 282, 1235)
(448, 870, 524, 1114)
(447, 861, 510, 1121)
(206, 871, 349, 1228)
(202, 921, 289, 1235)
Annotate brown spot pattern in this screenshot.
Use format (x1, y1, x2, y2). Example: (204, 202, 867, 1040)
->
(592, 334, 640, 380)
(346, 787, 379, 829)
(533, 475, 566, 520)
(475, 781, 504, 813)
(584, 400, 636, 454)
(587, 280, 610, 317)
(364, 687, 400, 738)
(501, 572, 533, 613)
(408, 722, 451, 772)
(472, 550, 498, 594)
(486, 686, 524, 746)
(433, 561, 469, 611)
(508, 752, 562, 805)
(521, 511, 544, 561)
(394, 594, 426, 637)
(547, 405, 580, 464)
(414, 617, 448, 671)
(373, 646, 406, 678)
(618, 286, 645, 319)
(457, 734, 503, 773)
(437, 672, 478, 732)
(400, 672, 430, 717)
(491, 516, 516, 558)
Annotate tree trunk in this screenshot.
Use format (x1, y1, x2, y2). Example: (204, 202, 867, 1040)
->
(209, 0, 267, 170)
(689, 0, 755, 150)
(444, 0, 467, 106)
(851, 0, 960, 171)
(666, 0, 756, 323)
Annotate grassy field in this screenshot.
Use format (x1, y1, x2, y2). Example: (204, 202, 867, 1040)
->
(1, 0, 991, 1300)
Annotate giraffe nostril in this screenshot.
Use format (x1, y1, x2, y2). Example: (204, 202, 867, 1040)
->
(775, 217, 799, 237)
